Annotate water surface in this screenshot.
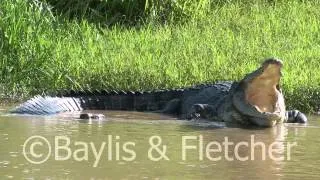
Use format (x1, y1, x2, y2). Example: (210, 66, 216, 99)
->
(0, 108, 319, 179)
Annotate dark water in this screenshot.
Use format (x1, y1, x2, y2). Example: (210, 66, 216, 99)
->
(0, 108, 319, 179)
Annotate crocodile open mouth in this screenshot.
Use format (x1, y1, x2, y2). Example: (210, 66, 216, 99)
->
(244, 59, 283, 113)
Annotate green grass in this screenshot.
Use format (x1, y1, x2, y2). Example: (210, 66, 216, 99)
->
(1, 0, 320, 112)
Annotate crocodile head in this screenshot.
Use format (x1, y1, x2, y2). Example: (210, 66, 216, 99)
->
(220, 58, 287, 127)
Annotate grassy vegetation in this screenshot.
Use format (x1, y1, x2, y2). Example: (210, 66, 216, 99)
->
(1, 0, 320, 112)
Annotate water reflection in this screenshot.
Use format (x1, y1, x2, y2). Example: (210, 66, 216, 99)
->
(0, 111, 319, 179)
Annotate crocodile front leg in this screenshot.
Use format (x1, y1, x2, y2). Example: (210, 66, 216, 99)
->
(186, 104, 218, 120)
(286, 110, 308, 123)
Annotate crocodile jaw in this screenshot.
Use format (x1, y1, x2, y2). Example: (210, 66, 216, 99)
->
(229, 58, 287, 127)
(245, 58, 286, 126)
(246, 65, 280, 111)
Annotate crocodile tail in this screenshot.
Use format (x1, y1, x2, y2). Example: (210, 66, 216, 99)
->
(11, 83, 216, 115)
(11, 95, 82, 115)
(61, 89, 185, 111)
(11, 89, 185, 115)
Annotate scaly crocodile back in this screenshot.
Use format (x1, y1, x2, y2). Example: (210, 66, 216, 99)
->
(11, 83, 218, 115)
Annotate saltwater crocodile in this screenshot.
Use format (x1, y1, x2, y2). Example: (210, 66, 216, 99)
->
(11, 58, 307, 127)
